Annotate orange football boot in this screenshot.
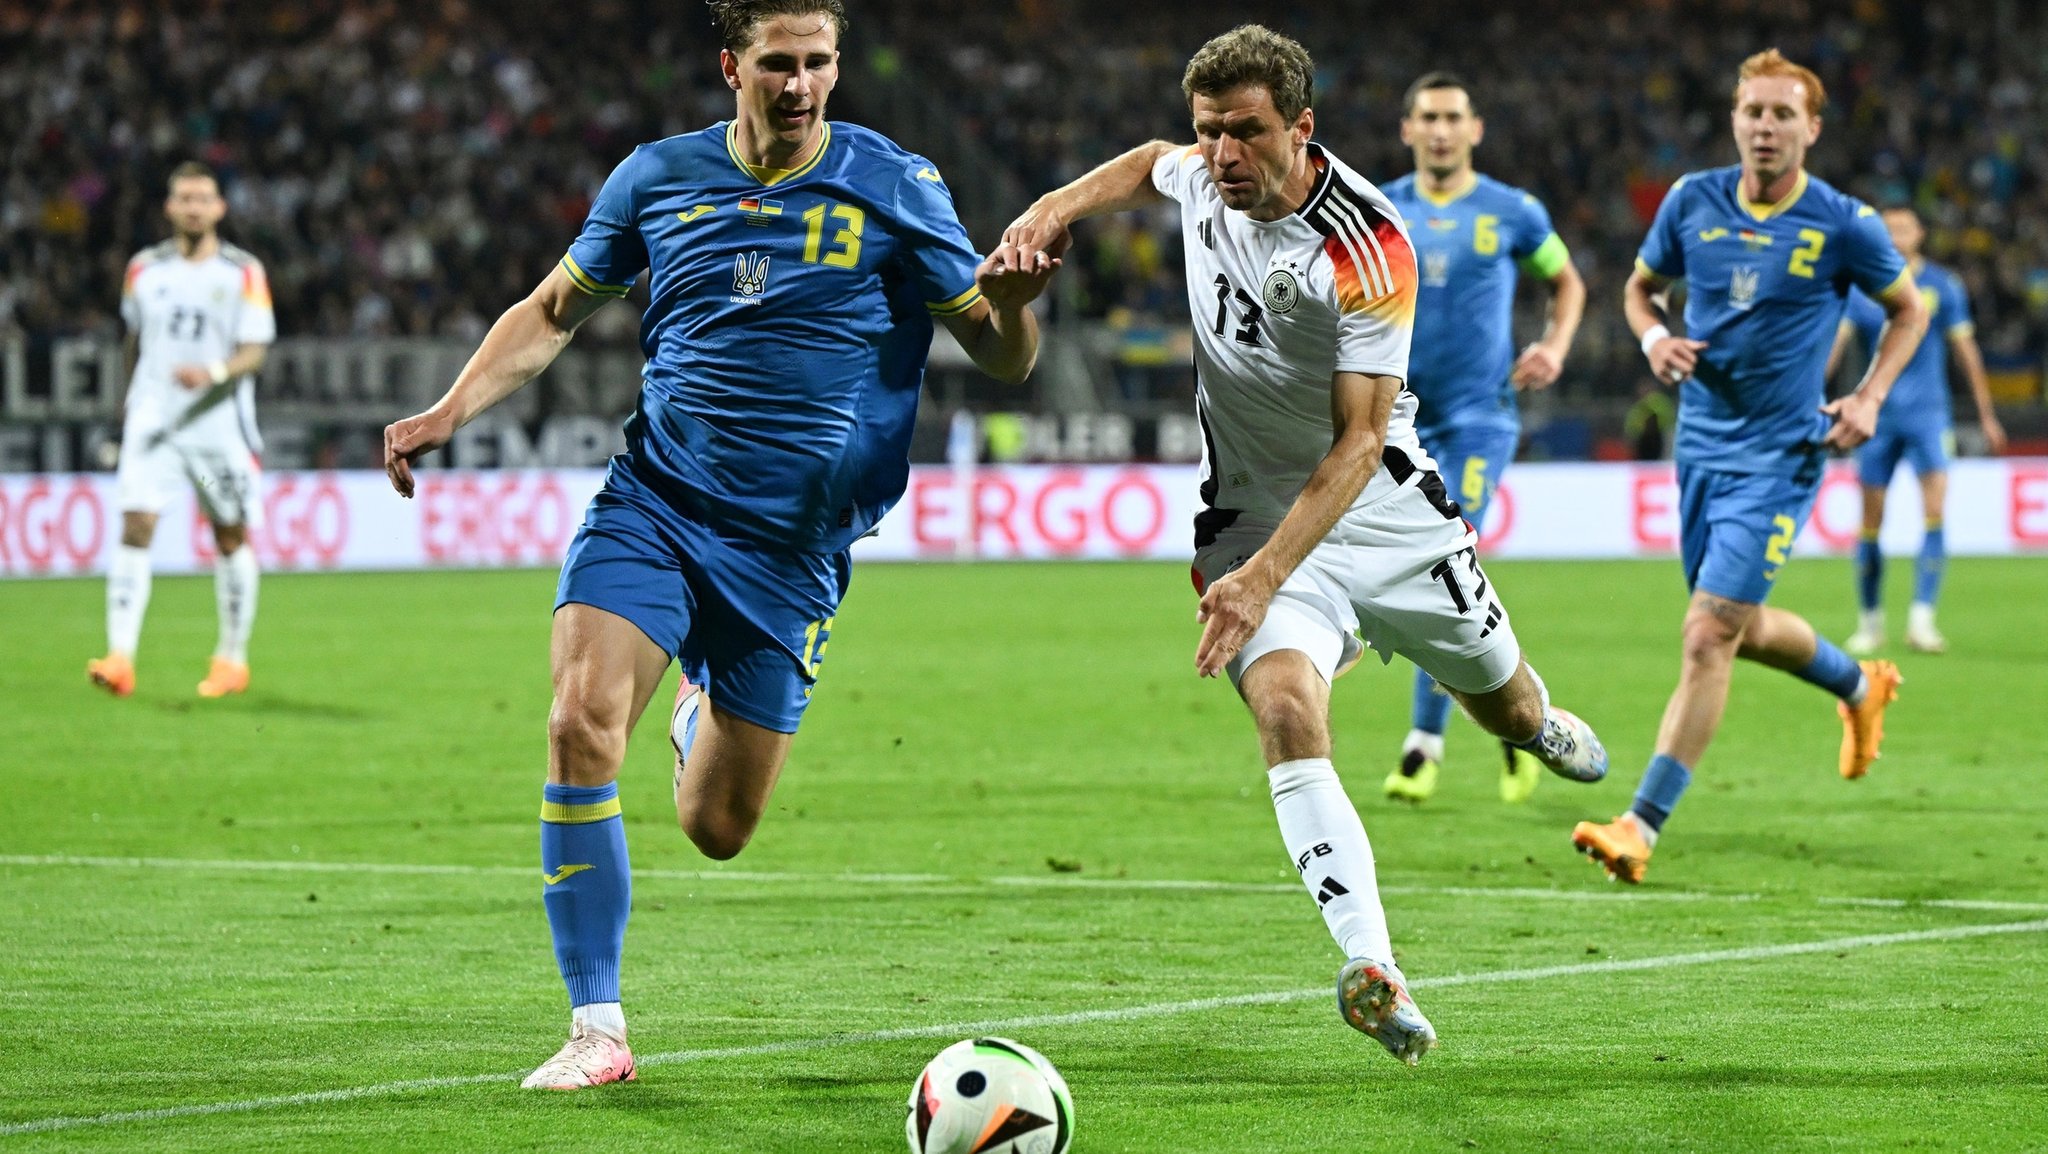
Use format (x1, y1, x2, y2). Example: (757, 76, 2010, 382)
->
(1571, 813, 1653, 884)
(197, 657, 250, 698)
(1837, 659, 1902, 780)
(87, 653, 136, 697)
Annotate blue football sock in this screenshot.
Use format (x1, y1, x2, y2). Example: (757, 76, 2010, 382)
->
(1914, 522, 1946, 608)
(1854, 533, 1883, 612)
(1629, 754, 1692, 832)
(1796, 636, 1866, 702)
(1410, 667, 1452, 736)
(540, 782, 631, 1008)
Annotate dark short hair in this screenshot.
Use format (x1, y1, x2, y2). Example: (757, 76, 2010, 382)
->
(1404, 71, 1475, 116)
(1182, 24, 1314, 123)
(706, 0, 846, 54)
(166, 161, 218, 193)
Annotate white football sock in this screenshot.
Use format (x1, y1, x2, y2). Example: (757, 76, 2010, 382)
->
(107, 545, 153, 656)
(573, 1001, 627, 1041)
(1400, 729, 1444, 764)
(1859, 608, 1884, 635)
(214, 545, 259, 663)
(1624, 809, 1660, 849)
(1908, 603, 1937, 632)
(1268, 758, 1393, 966)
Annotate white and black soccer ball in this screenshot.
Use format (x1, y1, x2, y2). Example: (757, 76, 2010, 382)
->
(906, 1037, 1073, 1154)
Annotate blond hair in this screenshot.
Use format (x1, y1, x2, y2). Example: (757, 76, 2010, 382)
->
(1733, 49, 1825, 117)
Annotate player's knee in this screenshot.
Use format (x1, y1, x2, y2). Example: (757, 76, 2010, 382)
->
(213, 523, 247, 555)
(677, 802, 760, 861)
(1679, 615, 1740, 670)
(546, 699, 628, 783)
(120, 514, 157, 549)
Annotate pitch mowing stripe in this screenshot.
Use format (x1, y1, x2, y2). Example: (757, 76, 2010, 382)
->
(0, 854, 1769, 902)
(4, 917, 2044, 1137)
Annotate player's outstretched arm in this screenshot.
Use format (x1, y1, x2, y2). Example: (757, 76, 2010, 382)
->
(1001, 141, 1179, 268)
(384, 264, 612, 497)
(1822, 276, 1930, 450)
(1624, 266, 1706, 385)
(939, 253, 1059, 385)
(1511, 260, 1585, 389)
(1195, 371, 1400, 678)
(1948, 327, 2007, 453)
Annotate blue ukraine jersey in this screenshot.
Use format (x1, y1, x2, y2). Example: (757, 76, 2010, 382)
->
(1382, 172, 1568, 442)
(1637, 166, 1907, 475)
(563, 121, 984, 551)
(1845, 261, 1971, 433)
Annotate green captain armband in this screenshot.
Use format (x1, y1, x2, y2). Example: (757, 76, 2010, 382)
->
(1517, 233, 1571, 280)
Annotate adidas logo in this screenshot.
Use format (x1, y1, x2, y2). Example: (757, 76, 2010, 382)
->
(1315, 876, 1350, 906)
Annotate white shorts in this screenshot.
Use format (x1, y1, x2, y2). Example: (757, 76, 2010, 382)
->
(115, 416, 263, 528)
(1192, 480, 1520, 694)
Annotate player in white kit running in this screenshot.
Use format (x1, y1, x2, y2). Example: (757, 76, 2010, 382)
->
(89, 162, 275, 699)
(994, 25, 1607, 1065)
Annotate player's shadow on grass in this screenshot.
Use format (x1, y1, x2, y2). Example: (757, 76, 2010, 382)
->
(151, 695, 375, 721)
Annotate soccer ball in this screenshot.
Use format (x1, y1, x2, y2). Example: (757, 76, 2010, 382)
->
(906, 1037, 1073, 1154)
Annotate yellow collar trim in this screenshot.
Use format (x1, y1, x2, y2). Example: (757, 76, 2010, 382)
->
(1416, 170, 1479, 207)
(726, 120, 831, 187)
(1740, 170, 1809, 222)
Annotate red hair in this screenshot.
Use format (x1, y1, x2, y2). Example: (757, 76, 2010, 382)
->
(1733, 49, 1825, 117)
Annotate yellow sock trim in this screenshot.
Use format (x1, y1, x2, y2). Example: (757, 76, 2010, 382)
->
(540, 798, 622, 824)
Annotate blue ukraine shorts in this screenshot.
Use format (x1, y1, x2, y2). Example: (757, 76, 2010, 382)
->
(1856, 422, 1953, 487)
(1676, 459, 1824, 605)
(555, 455, 851, 734)
(1419, 424, 1520, 535)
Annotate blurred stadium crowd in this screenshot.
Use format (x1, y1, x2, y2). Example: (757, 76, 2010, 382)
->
(7, 0, 2047, 405)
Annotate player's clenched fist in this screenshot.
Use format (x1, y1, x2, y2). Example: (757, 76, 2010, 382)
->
(975, 246, 1061, 311)
(1820, 392, 1882, 451)
(383, 406, 457, 499)
(998, 201, 1074, 273)
(1510, 343, 1564, 389)
(1644, 335, 1707, 384)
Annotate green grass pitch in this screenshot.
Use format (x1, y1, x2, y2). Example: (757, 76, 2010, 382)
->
(3, 557, 2045, 1151)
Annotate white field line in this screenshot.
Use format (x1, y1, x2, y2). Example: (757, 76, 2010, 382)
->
(0, 853, 1769, 902)
(4, 917, 2045, 1138)
(1817, 896, 2048, 914)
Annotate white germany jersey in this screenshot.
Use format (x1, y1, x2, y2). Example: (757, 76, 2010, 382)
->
(1152, 143, 1431, 521)
(121, 240, 275, 447)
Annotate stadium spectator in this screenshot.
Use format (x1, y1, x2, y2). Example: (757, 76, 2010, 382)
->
(5, 0, 2047, 408)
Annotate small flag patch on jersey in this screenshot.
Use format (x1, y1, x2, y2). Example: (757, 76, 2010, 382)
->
(1738, 229, 1775, 249)
(739, 197, 783, 216)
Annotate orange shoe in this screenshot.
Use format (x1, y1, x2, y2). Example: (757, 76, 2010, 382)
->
(1571, 813, 1653, 884)
(1837, 659, 1902, 780)
(87, 653, 136, 697)
(197, 657, 250, 698)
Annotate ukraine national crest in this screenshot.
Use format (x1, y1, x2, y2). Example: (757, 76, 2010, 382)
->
(732, 252, 771, 297)
(1728, 265, 1760, 311)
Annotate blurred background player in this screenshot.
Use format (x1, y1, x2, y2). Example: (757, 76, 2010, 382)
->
(1380, 72, 1586, 805)
(1575, 50, 1929, 884)
(1832, 206, 2007, 655)
(88, 162, 274, 700)
(998, 25, 1607, 1065)
(382, 0, 1050, 1092)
